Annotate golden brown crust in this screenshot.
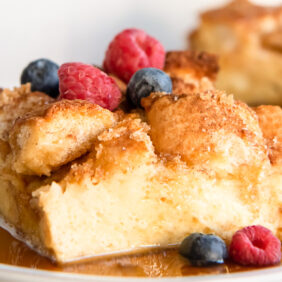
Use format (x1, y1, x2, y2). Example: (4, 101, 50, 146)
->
(165, 50, 219, 81)
(15, 98, 106, 122)
(9, 99, 116, 176)
(262, 29, 282, 53)
(65, 118, 154, 183)
(0, 84, 50, 107)
(164, 51, 218, 95)
(254, 105, 282, 165)
(143, 91, 268, 175)
(170, 76, 214, 96)
(170, 77, 197, 95)
(0, 84, 53, 141)
(201, 0, 282, 24)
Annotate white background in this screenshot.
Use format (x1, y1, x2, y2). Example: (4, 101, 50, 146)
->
(0, 0, 281, 87)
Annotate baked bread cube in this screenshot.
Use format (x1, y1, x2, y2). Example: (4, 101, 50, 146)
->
(0, 84, 53, 171)
(9, 99, 116, 176)
(142, 91, 268, 176)
(164, 51, 218, 95)
(0, 84, 53, 142)
(190, 0, 282, 105)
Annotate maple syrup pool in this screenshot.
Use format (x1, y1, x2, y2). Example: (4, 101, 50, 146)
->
(0, 227, 280, 277)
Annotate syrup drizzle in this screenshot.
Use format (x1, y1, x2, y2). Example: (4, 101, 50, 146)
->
(0, 227, 280, 277)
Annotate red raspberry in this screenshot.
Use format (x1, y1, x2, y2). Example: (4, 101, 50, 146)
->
(229, 225, 281, 266)
(103, 28, 165, 83)
(58, 63, 121, 111)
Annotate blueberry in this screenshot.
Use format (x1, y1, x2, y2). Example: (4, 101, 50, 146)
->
(20, 58, 59, 98)
(179, 233, 228, 266)
(126, 68, 172, 107)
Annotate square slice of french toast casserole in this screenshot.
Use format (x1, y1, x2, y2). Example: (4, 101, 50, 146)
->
(0, 51, 281, 263)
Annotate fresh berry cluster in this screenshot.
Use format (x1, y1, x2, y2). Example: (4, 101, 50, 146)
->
(179, 225, 281, 267)
(20, 28, 169, 111)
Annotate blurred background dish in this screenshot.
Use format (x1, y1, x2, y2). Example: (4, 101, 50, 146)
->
(190, 0, 282, 105)
(0, 0, 281, 88)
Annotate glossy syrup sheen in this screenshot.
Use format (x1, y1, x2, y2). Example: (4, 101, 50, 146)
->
(0, 227, 280, 277)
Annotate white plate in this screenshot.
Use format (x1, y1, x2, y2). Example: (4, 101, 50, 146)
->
(1, 1, 281, 281)
(0, 264, 281, 282)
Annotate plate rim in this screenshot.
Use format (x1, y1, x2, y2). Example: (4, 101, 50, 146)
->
(0, 263, 282, 281)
